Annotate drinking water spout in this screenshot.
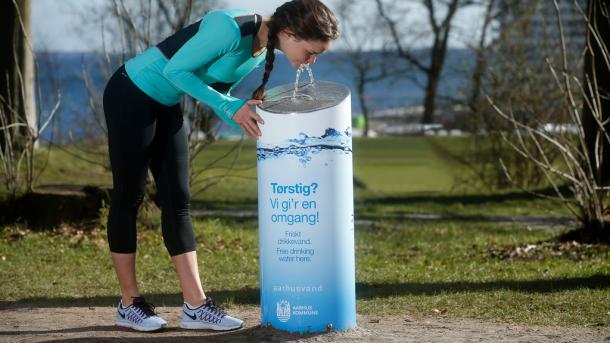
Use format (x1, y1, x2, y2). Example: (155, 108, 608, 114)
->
(293, 64, 315, 99)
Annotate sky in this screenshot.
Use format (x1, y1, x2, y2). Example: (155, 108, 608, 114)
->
(32, 0, 485, 52)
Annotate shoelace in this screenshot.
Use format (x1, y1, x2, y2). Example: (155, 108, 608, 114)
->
(131, 297, 157, 317)
(203, 298, 226, 319)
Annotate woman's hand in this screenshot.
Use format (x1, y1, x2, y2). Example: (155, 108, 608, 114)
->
(233, 99, 265, 138)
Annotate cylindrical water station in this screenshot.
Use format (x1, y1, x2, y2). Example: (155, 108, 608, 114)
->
(256, 80, 356, 333)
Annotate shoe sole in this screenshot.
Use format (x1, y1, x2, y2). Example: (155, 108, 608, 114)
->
(116, 319, 166, 332)
(180, 321, 243, 331)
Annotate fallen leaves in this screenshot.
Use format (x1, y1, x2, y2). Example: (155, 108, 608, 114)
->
(432, 308, 448, 315)
(3, 228, 29, 242)
(486, 240, 609, 261)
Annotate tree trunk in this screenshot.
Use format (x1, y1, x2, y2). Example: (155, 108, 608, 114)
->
(583, 0, 610, 188)
(468, 0, 495, 121)
(419, 0, 459, 124)
(0, 0, 36, 152)
(421, 68, 440, 124)
(421, 45, 444, 124)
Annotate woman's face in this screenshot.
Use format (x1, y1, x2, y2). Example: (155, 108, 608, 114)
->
(277, 30, 333, 69)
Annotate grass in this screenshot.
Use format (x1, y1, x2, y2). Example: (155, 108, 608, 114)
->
(0, 218, 608, 327)
(20, 136, 571, 218)
(1, 136, 605, 328)
(186, 136, 459, 201)
(193, 136, 572, 217)
(354, 220, 609, 325)
(169, 136, 567, 217)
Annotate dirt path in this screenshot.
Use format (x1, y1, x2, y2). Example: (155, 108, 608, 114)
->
(1, 306, 608, 342)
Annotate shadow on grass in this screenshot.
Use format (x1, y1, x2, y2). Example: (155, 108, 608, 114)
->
(190, 199, 257, 211)
(2, 274, 607, 310)
(190, 186, 576, 226)
(0, 324, 324, 342)
(0, 289, 258, 310)
(356, 273, 610, 298)
(362, 185, 571, 207)
(0, 187, 571, 231)
(192, 186, 569, 211)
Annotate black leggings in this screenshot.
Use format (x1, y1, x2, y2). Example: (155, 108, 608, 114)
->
(103, 65, 195, 256)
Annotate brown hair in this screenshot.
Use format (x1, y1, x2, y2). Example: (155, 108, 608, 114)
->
(251, 0, 339, 100)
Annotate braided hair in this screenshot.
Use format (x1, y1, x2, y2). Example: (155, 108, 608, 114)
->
(251, 0, 339, 100)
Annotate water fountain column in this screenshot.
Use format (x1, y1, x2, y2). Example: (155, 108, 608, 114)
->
(255, 81, 356, 333)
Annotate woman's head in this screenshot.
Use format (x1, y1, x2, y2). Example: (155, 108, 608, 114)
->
(252, 0, 339, 100)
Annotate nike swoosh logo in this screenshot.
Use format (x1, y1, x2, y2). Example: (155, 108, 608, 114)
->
(183, 311, 197, 320)
(118, 310, 126, 319)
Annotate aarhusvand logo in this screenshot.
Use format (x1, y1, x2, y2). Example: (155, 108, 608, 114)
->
(276, 300, 290, 322)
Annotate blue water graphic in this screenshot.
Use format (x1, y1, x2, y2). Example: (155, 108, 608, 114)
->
(257, 127, 352, 165)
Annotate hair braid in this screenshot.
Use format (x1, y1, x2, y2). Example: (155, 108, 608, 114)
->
(252, 22, 279, 100)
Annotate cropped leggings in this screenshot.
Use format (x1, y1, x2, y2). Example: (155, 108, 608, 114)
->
(102, 65, 195, 256)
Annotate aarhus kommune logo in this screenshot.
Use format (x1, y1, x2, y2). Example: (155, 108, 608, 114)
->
(276, 300, 291, 322)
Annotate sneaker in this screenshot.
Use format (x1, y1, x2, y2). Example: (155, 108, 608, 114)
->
(115, 297, 167, 332)
(180, 297, 243, 330)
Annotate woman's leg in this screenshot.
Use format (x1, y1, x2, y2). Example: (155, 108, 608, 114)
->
(111, 253, 140, 306)
(149, 105, 205, 306)
(103, 65, 158, 305)
(171, 251, 206, 306)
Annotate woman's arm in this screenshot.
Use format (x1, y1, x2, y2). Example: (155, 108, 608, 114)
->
(162, 11, 245, 130)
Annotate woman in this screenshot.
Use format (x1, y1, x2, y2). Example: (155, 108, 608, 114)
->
(102, 0, 339, 332)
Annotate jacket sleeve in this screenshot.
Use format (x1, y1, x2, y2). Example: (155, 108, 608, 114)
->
(162, 11, 245, 130)
(228, 59, 264, 96)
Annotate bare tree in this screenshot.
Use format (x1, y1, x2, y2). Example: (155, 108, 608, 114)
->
(427, 0, 508, 190)
(75, 0, 257, 202)
(430, 0, 582, 191)
(0, 0, 60, 197)
(489, 0, 608, 239)
(582, 0, 610, 190)
(331, 0, 398, 137)
(375, 0, 473, 124)
(466, 0, 496, 119)
(80, 0, 220, 142)
(0, 0, 36, 156)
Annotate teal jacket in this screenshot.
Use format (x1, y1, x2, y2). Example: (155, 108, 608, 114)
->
(125, 9, 267, 130)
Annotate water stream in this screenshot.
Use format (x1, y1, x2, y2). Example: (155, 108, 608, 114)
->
(292, 63, 316, 99)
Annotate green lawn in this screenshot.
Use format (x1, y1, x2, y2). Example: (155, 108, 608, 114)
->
(1, 136, 606, 328)
(1, 218, 608, 326)
(25, 136, 570, 217)
(22, 136, 570, 217)
(192, 136, 571, 217)
(187, 136, 463, 200)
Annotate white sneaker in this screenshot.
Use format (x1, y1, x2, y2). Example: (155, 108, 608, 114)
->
(115, 297, 167, 332)
(180, 298, 243, 330)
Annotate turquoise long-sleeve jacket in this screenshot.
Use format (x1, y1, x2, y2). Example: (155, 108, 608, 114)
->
(124, 9, 267, 130)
